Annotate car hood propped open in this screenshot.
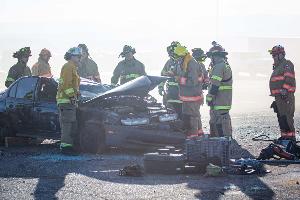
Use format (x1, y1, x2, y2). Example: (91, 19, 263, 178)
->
(84, 75, 168, 105)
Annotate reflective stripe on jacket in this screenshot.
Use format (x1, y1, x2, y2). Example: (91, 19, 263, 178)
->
(269, 58, 296, 96)
(121, 73, 141, 80)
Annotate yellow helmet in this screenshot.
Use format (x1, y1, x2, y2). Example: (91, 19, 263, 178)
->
(173, 45, 188, 57)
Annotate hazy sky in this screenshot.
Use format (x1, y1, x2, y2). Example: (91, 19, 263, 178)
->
(1, 0, 300, 80)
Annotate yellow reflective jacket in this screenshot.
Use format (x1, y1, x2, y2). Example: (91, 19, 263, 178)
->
(56, 60, 80, 105)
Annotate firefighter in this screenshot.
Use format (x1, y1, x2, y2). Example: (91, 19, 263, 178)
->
(77, 44, 101, 83)
(5, 47, 32, 87)
(171, 43, 204, 138)
(111, 45, 146, 85)
(269, 45, 296, 140)
(191, 48, 209, 90)
(206, 42, 233, 138)
(158, 41, 182, 117)
(56, 47, 81, 155)
(31, 48, 52, 77)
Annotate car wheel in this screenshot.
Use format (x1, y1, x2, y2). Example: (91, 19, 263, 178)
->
(79, 120, 106, 154)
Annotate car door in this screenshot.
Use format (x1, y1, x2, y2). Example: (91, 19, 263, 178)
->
(33, 77, 60, 138)
(6, 77, 38, 135)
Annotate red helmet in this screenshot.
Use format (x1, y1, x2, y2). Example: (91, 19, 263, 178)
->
(206, 42, 227, 58)
(269, 45, 285, 56)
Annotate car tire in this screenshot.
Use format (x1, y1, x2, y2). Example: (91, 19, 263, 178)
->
(79, 120, 106, 154)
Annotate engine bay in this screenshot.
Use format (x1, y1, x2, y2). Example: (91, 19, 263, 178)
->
(101, 95, 178, 126)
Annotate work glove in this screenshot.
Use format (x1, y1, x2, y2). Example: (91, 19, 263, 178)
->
(162, 69, 175, 77)
(280, 89, 288, 100)
(70, 96, 78, 105)
(206, 94, 214, 107)
(270, 101, 278, 113)
(158, 86, 164, 96)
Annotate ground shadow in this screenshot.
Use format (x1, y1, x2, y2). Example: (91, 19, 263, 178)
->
(0, 139, 275, 200)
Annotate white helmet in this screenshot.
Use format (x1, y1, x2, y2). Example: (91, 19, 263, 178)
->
(67, 47, 82, 56)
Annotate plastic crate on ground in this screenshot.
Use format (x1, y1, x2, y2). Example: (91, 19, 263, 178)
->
(185, 137, 231, 166)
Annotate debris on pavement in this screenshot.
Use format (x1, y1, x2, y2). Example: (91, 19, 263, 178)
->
(204, 163, 224, 177)
(119, 164, 143, 177)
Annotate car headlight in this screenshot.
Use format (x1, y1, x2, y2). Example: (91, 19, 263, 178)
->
(121, 118, 150, 126)
(159, 113, 178, 122)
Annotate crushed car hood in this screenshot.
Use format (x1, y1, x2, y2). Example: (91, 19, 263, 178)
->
(84, 75, 168, 105)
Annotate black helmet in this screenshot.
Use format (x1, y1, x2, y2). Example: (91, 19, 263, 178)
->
(13, 47, 32, 59)
(167, 41, 181, 58)
(268, 45, 285, 56)
(119, 45, 136, 58)
(206, 42, 228, 58)
(192, 48, 206, 61)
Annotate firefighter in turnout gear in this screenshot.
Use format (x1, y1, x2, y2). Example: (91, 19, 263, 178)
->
(5, 47, 32, 88)
(56, 47, 81, 155)
(206, 42, 233, 137)
(172, 43, 205, 138)
(191, 48, 209, 90)
(158, 41, 182, 117)
(111, 45, 146, 85)
(269, 45, 296, 140)
(31, 48, 52, 77)
(77, 44, 101, 83)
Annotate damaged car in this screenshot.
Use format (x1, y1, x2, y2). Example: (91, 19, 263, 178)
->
(0, 76, 185, 152)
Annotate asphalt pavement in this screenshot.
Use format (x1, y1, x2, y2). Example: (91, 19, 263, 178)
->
(0, 112, 300, 200)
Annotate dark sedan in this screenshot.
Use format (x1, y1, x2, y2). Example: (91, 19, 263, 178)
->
(0, 76, 185, 152)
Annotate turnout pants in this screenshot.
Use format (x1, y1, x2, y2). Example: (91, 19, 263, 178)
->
(209, 110, 232, 137)
(274, 94, 295, 138)
(182, 101, 203, 136)
(58, 103, 78, 148)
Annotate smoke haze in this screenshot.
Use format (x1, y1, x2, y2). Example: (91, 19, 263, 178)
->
(0, 0, 299, 113)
